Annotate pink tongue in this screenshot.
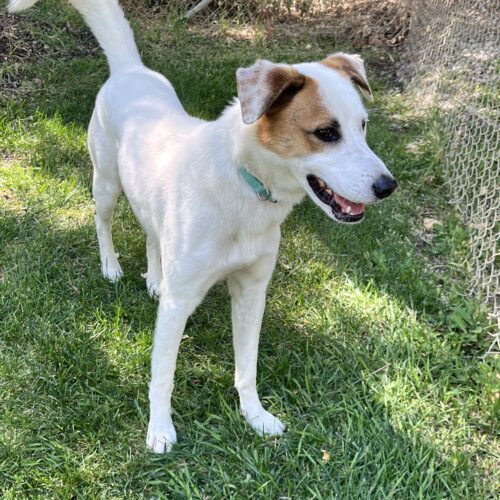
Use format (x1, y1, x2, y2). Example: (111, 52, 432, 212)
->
(334, 193, 365, 215)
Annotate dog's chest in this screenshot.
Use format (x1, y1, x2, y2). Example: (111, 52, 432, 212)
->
(217, 199, 296, 268)
(219, 226, 275, 267)
(197, 217, 280, 282)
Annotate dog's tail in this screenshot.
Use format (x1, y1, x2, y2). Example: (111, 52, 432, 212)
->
(8, 0, 142, 74)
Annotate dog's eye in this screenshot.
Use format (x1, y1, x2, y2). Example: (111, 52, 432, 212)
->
(313, 124, 341, 143)
(362, 119, 367, 130)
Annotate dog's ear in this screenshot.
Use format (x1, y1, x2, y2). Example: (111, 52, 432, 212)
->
(236, 60, 306, 124)
(322, 53, 373, 102)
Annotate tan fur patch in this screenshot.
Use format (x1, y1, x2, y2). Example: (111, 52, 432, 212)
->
(321, 54, 372, 99)
(257, 76, 332, 157)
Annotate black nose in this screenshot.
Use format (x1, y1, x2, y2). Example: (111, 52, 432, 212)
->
(372, 175, 398, 199)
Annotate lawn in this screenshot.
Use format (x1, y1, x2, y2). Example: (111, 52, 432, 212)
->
(0, 1, 498, 498)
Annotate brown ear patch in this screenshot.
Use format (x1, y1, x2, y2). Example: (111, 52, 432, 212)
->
(236, 60, 306, 124)
(263, 66, 306, 116)
(321, 53, 373, 101)
(257, 76, 332, 157)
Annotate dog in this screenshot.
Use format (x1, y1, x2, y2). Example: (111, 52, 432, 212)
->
(9, 0, 397, 453)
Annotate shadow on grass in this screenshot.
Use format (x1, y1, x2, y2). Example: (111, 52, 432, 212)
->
(0, 206, 490, 496)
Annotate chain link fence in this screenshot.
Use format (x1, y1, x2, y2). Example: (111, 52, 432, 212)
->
(164, 0, 499, 352)
(401, 0, 499, 354)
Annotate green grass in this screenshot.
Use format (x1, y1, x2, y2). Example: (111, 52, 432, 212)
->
(1, 2, 498, 498)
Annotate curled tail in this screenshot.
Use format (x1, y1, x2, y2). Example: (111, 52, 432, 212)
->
(8, 0, 142, 74)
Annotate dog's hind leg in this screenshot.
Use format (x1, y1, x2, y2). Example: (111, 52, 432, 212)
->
(228, 250, 285, 437)
(88, 112, 123, 282)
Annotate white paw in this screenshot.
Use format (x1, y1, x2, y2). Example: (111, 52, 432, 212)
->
(244, 408, 285, 437)
(148, 283, 161, 298)
(141, 272, 161, 298)
(146, 422, 177, 454)
(102, 262, 123, 282)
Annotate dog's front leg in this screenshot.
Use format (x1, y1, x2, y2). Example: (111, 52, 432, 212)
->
(228, 253, 285, 437)
(147, 293, 200, 453)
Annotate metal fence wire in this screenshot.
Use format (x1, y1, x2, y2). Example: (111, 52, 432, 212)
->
(161, 0, 499, 349)
(401, 0, 499, 355)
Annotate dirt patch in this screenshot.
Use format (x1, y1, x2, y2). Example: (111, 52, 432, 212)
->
(136, 0, 411, 81)
(0, 12, 38, 63)
(128, 0, 410, 48)
(267, 1, 410, 49)
(0, 12, 98, 64)
(0, 11, 99, 97)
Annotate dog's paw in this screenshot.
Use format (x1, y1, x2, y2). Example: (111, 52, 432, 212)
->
(141, 272, 161, 298)
(147, 279, 161, 298)
(102, 263, 123, 282)
(146, 422, 177, 453)
(244, 409, 285, 437)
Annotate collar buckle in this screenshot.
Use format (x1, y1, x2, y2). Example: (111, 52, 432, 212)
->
(257, 190, 271, 202)
(239, 165, 278, 204)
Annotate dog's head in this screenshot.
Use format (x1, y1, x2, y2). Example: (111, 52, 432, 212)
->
(236, 53, 397, 223)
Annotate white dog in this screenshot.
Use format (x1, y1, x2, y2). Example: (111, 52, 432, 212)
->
(9, 0, 397, 453)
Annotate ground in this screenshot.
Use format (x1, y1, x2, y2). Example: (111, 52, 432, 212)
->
(0, 1, 498, 498)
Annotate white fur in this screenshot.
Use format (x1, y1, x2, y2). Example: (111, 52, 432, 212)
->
(10, 0, 395, 453)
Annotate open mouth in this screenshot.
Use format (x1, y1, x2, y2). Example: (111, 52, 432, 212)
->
(307, 174, 365, 223)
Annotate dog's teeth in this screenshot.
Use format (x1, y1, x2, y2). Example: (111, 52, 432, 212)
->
(346, 206, 352, 214)
(317, 180, 326, 188)
(325, 188, 333, 196)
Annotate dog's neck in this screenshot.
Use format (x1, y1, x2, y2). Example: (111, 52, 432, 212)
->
(217, 101, 305, 206)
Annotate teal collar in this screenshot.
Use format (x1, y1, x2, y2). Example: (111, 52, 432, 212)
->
(238, 165, 277, 203)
